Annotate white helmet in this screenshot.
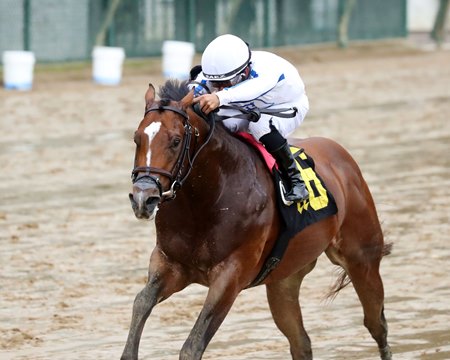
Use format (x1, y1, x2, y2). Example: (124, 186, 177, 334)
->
(201, 34, 251, 81)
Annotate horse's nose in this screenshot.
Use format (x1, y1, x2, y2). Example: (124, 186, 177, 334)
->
(129, 179, 161, 219)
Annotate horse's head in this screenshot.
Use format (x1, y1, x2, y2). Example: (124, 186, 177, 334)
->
(129, 83, 196, 220)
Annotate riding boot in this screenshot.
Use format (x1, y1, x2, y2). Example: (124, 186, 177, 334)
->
(260, 126, 309, 202)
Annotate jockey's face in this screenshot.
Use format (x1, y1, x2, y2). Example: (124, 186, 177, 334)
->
(210, 79, 232, 91)
(210, 66, 249, 91)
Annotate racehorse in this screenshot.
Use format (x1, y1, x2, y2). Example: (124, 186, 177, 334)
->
(122, 79, 392, 360)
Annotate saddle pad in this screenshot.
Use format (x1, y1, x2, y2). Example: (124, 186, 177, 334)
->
(250, 147, 338, 286)
(235, 132, 338, 287)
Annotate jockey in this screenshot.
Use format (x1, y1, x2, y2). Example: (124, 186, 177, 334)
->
(192, 34, 309, 202)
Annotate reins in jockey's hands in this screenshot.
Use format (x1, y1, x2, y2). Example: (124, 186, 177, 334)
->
(193, 94, 220, 115)
(192, 93, 220, 115)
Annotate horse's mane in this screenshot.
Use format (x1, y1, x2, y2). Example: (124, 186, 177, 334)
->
(158, 79, 190, 102)
(156, 78, 234, 139)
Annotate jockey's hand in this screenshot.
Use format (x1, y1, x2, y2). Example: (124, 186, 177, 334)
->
(192, 94, 220, 115)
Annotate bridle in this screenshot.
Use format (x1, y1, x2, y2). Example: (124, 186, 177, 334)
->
(131, 103, 214, 201)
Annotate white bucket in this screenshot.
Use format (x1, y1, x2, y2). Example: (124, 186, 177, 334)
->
(92, 46, 125, 85)
(2, 51, 36, 90)
(162, 41, 195, 80)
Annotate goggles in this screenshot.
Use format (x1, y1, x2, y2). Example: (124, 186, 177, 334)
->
(210, 69, 247, 89)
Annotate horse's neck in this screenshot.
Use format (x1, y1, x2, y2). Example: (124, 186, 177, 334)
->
(202, 124, 248, 171)
(183, 124, 260, 206)
(206, 125, 250, 167)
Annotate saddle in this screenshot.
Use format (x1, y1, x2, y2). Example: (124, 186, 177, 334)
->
(235, 132, 338, 287)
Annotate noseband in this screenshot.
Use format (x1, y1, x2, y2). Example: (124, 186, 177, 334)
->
(131, 103, 211, 200)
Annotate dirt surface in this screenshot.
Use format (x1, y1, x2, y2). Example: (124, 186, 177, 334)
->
(1, 40, 449, 359)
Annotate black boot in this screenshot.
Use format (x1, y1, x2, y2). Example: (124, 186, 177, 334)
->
(271, 141, 309, 202)
(260, 127, 309, 202)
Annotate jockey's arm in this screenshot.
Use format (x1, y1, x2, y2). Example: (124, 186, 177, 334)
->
(193, 70, 281, 114)
(217, 72, 280, 106)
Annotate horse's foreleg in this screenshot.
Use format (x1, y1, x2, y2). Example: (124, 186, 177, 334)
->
(121, 276, 159, 360)
(179, 268, 242, 360)
(266, 261, 316, 360)
(121, 249, 189, 360)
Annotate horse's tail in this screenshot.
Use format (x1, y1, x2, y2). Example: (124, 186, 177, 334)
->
(326, 242, 393, 301)
(326, 269, 351, 302)
(382, 242, 393, 257)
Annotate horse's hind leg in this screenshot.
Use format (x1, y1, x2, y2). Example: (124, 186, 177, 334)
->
(327, 225, 392, 359)
(266, 261, 317, 360)
(347, 264, 392, 360)
(345, 259, 391, 360)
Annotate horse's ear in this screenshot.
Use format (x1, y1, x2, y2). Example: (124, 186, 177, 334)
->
(180, 89, 194, 110)
(145, 83, 156, 105)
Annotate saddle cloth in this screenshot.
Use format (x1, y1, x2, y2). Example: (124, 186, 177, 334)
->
(235, 132, 338, 286)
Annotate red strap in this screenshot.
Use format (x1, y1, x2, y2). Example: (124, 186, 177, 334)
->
(235, 132, 277, 172)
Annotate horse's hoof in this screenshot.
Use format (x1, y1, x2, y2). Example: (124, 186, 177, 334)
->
(379, 345, 392, 360)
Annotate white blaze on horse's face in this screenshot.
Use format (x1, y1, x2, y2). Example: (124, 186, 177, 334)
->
(143, 122, 162, 167)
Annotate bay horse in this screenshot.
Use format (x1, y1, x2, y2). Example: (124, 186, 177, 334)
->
(122, 80, 392, 360)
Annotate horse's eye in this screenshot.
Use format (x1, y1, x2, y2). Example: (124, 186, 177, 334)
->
(171, 137, 181, 148)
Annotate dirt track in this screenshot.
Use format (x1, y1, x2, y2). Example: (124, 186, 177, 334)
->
(1, 40, 449, 359)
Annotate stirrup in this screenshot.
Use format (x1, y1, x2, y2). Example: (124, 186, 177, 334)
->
(279, 180, 309, 205)
(279, 180, 294, 206)
(280, 181, 310, 205)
